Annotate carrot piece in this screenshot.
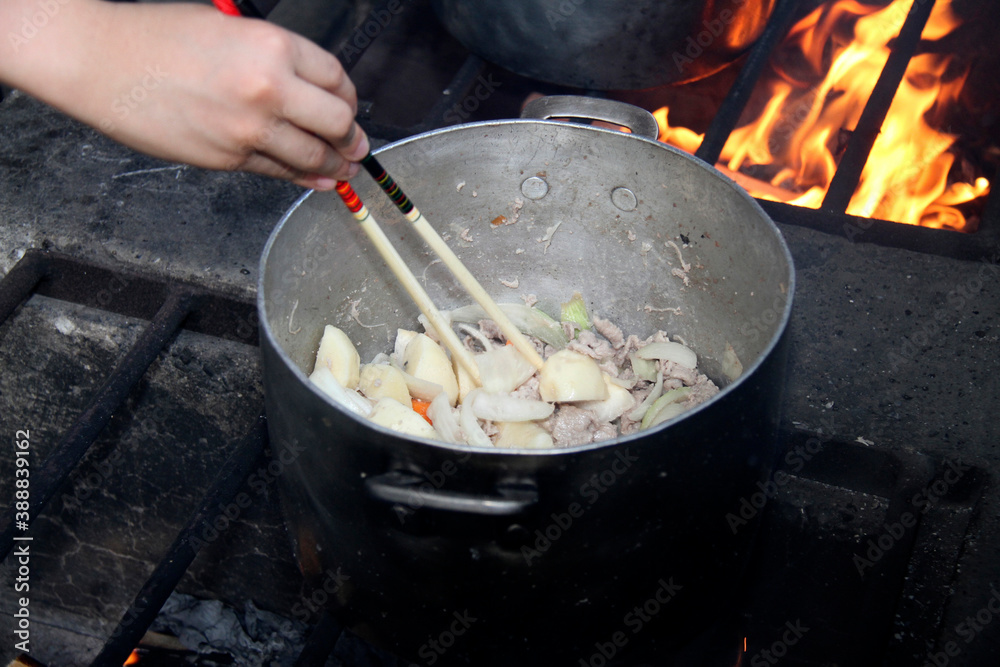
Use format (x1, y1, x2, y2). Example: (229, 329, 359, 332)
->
(411, 398, 433, 424)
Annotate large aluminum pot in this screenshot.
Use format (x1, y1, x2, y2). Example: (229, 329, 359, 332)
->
(259, 97, 794, 664)
(431, 0, 777, 89)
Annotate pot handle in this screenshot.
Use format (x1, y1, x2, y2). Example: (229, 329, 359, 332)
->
(365, 470, 538, 516)
(520, 95, 660, 141)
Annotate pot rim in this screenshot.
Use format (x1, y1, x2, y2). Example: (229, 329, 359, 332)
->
(258, 118, 796, 457)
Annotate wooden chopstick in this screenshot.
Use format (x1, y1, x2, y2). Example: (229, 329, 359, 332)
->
(360, 154, 547, 370)
(333, 181, 482, 384)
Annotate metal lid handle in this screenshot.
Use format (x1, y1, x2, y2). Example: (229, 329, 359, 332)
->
(520, 95, 660, 141)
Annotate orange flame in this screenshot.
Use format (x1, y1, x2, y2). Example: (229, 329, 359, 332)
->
(123, 650, 141, 666)
(655, 0, 990, 231)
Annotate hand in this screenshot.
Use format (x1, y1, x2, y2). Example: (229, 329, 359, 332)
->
(0, 0, 368, 190)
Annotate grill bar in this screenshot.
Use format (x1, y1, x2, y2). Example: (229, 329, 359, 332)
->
(820, 0, 936, 212)
(695, 0, 801, 166)
(28, 250, 259, 345)
(0, 249, 261, 561)
(855, 453, 937, 664)
(976, 163, 1000, 235)
(0, 249, 47, 325)
(0, 288, 192, 561)
(760, 199, 998, 261)
(90, 416, 269, 667)
(294, 610, 343, 666)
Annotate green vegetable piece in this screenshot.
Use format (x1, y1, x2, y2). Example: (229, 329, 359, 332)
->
(640, 387, 692, 430)
(561, 292, 591, 331)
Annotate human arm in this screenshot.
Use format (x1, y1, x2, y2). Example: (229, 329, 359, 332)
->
(0, 0, 368, 190)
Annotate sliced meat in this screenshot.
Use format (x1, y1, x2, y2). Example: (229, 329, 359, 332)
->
(661, 360, 699, 386)
(478, 319, 504, 342)
(511, 375, 542, 401)
(542, 405, 605, 447)
(685, 374, 720, 407)
(593, 317, 625, 349)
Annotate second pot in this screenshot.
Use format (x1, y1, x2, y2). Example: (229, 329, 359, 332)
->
(430, 0, 778, 89)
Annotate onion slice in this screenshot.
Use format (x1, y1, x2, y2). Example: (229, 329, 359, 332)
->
(428, 392, 464, 444)
(640, 387, 692, 430)
(641, 401, 687, 430)
(471, 392, 555, 422)
(389, 360, 445, 401)
(448, 303, 568, 349)
(627, 370, 663, 422)
(635, 341, 698, 369)
(309, 366, 372, 417)
(460, 389, 494, 448)
(476, 345, 536, 394)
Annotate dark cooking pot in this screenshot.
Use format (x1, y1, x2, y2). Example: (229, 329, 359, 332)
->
(431, 0, 777, 89)
(259, 97, 793, 664)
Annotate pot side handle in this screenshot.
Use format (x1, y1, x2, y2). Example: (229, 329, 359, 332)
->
(365, 470, 538, 516)
(520, 95, 660, 141)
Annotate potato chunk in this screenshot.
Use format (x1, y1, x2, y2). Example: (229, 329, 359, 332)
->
(401, 333, 459, 406)
(495, 421, 554, 449)
(368, 397, 438, 439)
(315, 325, 360, 389)
(358, 364, 411, 405)
(538, 349, 608, 402)
(576, 375, 635, 422)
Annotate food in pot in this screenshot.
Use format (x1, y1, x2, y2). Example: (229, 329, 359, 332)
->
(308, 298, 719, 448)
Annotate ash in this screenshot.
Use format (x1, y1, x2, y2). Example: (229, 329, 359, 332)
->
(153, 593, 308, 667)
(152, 593, 415, 667)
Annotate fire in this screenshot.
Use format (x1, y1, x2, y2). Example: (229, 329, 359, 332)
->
(123, 650, 141, 665)
(655, 0, 990, 231)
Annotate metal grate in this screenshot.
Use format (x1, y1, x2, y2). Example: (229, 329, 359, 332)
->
(0, 250, 345, 666)
(689, 0, 999, 259)
(349, 0, 999, 259)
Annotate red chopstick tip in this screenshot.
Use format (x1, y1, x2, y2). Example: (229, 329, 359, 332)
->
(334, 181, 365, 215)
(212, 0, 242, 16)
